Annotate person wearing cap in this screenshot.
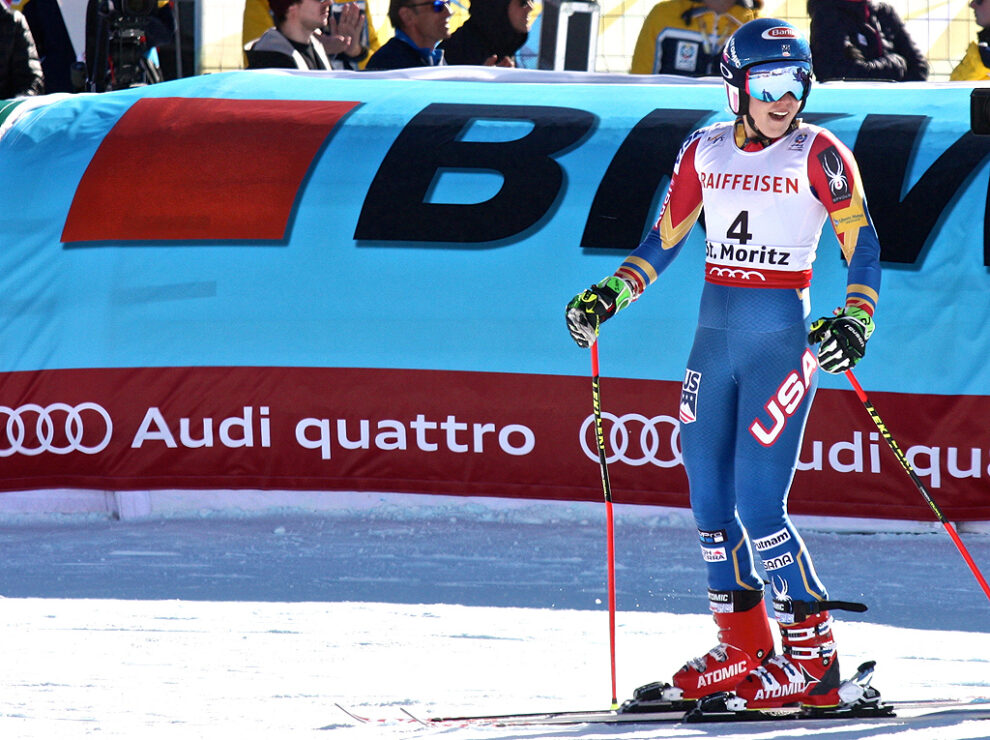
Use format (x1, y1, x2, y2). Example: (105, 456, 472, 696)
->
(807, 0, 928, 82)
(365, 0, 451, 69)
(951, 0, 990, 80)
(246, 0, 337, 70)
(630, 0, 761, 76)
(567, 18, 883, 713)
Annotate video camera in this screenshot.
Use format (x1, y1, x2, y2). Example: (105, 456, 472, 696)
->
(84, 0, 173, 92)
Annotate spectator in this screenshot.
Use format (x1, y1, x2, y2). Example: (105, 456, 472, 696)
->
(242, 0, 379, 70)
(950, 0, 990, 81)
(16, 0, 75, 92)
(245, 0, 335, 70)
(1, 1, 44, 96)
(365, 0, 450, 69)
(630, 0, 760, 76)
(439, 0, 532, 67)
(807, 0, 928, 81)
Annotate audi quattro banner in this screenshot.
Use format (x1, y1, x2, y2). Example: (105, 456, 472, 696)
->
(1, 69, 989, 520)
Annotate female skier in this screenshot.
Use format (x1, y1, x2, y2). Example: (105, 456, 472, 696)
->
(566, 18, 882, 710)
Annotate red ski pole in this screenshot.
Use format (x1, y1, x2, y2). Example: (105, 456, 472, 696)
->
(844, 370, 990, 603)
(590, 341, 619, 709)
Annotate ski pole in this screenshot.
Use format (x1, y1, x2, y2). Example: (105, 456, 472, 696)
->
(590, 340, 619, 709)
(844, 370, 990, 603)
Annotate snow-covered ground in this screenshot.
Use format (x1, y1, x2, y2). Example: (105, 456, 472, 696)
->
(0, 494, 988, 739)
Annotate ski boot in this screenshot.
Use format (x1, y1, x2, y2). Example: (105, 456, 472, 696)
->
(622, 589, 773, 713)
(686, 660, 893, 721)
(732, 598, 866, 710)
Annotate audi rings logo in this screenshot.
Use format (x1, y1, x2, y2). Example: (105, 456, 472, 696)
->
(1, 403, 113, 457)
(580, 413, 682, 467)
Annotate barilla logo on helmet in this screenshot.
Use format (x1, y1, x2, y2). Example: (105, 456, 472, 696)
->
(763, 26, 799, 40)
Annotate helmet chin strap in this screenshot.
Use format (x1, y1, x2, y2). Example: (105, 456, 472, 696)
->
(744, 112, 774, 146)
(740, 109, 799, 148)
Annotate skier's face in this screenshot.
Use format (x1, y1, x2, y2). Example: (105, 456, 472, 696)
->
(747, 94, 801, 140)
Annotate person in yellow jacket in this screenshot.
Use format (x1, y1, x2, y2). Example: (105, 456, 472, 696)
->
(242, 0, 381, 69)
(630, 0, 760, 75)
(950, 0, 990, 80)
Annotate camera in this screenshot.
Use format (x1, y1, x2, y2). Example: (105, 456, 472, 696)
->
(85, 0, 173, 91)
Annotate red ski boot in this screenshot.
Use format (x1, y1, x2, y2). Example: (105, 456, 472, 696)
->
(733, 607, 841, 709)
(669, 589, 774, 701)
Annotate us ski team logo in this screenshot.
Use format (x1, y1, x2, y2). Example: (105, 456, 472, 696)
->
(680, 369, 701, 423)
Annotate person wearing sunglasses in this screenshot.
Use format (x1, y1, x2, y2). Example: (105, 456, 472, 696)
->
(950, 0, 990, 80)
(807, 0, 927, 82)
(567, 18, 882, 713)
(365, 0, 451, 69)
(439, 0, 533, 67)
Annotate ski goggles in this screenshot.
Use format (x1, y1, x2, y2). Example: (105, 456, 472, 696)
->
(746, 61, 812, 103)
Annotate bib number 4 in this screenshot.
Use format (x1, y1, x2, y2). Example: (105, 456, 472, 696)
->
(727, 210, 753, 245)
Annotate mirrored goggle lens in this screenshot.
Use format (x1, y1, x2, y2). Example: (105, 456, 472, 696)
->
(746, 62, 811, 103)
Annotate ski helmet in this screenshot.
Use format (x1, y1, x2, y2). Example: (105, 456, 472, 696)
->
(720, 18, 813, 116)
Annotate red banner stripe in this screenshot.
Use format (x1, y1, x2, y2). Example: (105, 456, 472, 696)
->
(1, 366, 989, 520)
(61, 98, 359, 242)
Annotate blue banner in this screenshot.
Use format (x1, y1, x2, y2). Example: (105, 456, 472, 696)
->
(1, 71, 987, 398)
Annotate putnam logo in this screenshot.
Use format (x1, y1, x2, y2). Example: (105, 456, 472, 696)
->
(754, 528, 792, 552)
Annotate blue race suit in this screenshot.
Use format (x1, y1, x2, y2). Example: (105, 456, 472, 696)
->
(613, 118, 881, 611)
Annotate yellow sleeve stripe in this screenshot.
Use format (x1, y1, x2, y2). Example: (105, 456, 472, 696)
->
(846, 283, 879, 304)
(659, 202, 703, 250)
(622, 256, 658, 285)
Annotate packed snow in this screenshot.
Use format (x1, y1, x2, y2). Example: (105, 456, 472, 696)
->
(0, 493, 987, 739)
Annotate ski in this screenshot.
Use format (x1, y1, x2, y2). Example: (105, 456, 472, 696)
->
(422, 698, 990, 727)
(335, 697, 990, 729)
(334, 664, 990, 728)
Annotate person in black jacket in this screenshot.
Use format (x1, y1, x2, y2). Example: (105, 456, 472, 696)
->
(365, 0, 451, 69)
(439, 0, 531, 67)
(807, 0, 927, 82)
(0, 3, 44, 97)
